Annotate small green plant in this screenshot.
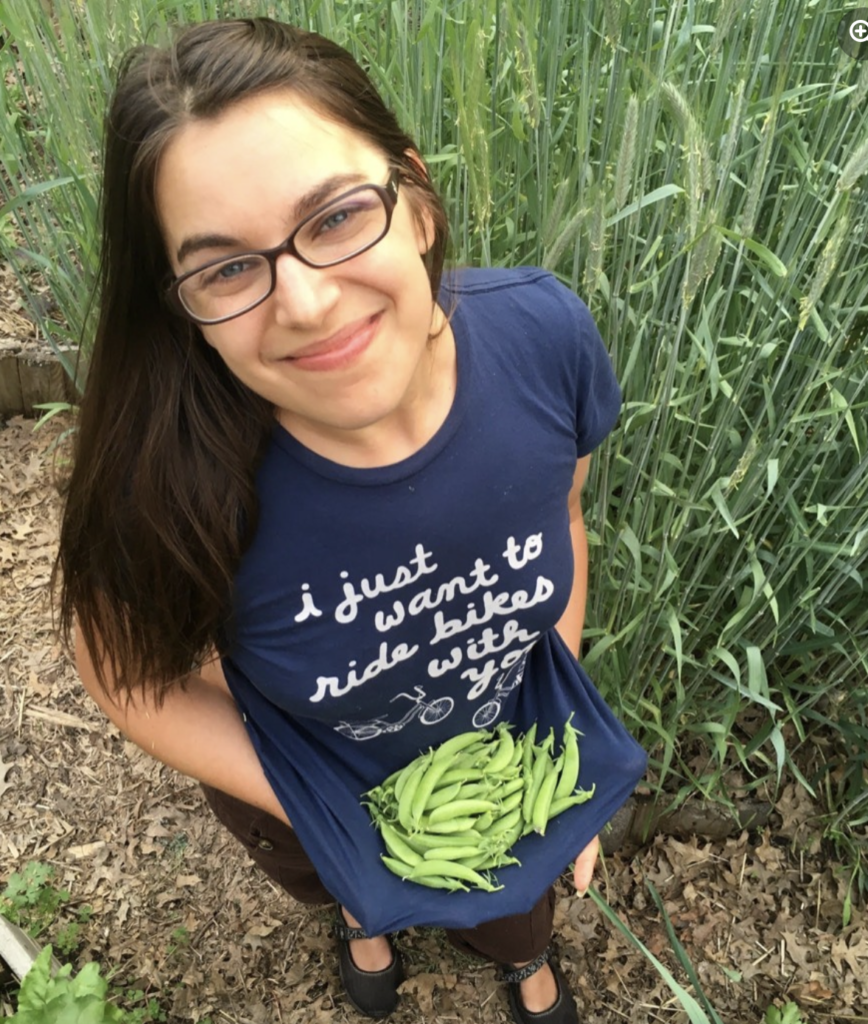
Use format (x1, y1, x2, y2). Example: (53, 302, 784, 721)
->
(1, 863, 70, 940)
(765, 1002, 806, 1024)
(591, 882, 726, 1024)
(9, 945, 123, 1023)
(0, 212, 17, 250)
(6, 946, 170, 1023)
(54, 905, 95, 958)
(165, 925, 190, 959)
(54, 922, 82, 958)
(114, 990, 168, 1024)
(2, 863, 94, 960)
(32, 402, 79, 457)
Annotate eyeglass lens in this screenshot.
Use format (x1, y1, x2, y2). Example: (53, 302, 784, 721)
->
(178, 186, 389, 322)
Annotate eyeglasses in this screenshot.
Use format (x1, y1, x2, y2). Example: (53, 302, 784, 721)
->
(166, 169, 400, 325)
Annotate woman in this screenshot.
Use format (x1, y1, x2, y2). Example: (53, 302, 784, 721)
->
(57, 17, 645, 1023)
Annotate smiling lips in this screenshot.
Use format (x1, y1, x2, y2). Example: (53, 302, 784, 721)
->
(283, 312, 382, 371)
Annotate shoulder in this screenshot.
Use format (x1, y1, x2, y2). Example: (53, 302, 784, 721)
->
(441, 266, 580, 309)
(442, 267, 620, 456)
(442, 267, 602, 366)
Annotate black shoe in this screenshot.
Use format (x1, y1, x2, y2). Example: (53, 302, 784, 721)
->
(499, 948, 579, 1024)
(331, 906, 404, 1019)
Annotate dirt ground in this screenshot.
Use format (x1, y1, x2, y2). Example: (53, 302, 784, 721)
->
(1, 412, 866, 1024)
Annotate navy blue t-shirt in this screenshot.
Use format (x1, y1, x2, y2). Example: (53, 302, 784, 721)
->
(221, 267, 646, 934)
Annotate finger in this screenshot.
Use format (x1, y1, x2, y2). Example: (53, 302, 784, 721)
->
(573, 834, 600, 894)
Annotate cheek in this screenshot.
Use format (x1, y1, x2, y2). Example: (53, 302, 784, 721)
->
(372, 229, 433, 296)
(414, 209, 436, 256)
(199, 319, 261, 363)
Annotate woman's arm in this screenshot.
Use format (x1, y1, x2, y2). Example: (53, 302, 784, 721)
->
(74, 625, 290, 825)
(553, 455, 601, 891)
(554, 455, 591, 658)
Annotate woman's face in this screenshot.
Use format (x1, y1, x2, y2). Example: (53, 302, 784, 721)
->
(156, 91, 445, 452)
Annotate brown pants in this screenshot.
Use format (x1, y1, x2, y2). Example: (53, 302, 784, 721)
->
(201, 784, 555, 964)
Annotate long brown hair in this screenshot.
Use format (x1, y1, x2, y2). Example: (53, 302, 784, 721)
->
(54, 18, 449, 705)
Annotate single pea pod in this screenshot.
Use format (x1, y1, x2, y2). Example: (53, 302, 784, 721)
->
(554, 719, 580, 800)
(427, 798, 499, 825)
(407, 874, 470, 891)
(425, 817, 485, 834)
(451, 781, 492, 802)
(508, 734, 524, 770)
(407, 859, 504, 892)
(422, 845, 483, 862)
(379, 822, 424, 867)
(393, 754, 425, 803)
(482, 805, 522, 837)
(522, 745, 553, 825)
(531, 761, 561, 835)
(411, 755, 460, 827)
(403, 829, 484, 851)
(431, 729, 492, 764)
(484, 727, 515, 775)
(521, 722, 538, 779)
(425, 780, 463, 810)
(464, 852, 522, 871)
(381, 854, 417, 880)
(498, 819, 525, 851)
(547, 785, 596, 819)
(498, 776, 526, 800)
(435, 765, 485, 788)
(497, 788, 525, 815)
(397, 758, 431, 832)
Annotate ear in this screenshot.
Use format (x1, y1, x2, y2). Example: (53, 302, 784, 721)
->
(404, 148, 430, 180)
(403, 149, 436, 255)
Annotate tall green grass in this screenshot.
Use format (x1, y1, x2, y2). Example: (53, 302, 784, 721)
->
(1, 0, 866, 888)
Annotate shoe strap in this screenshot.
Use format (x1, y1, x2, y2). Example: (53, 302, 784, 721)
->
(498, 947, 551, 984)
(333, 920, 369, 941)
(332, 906, 371, 941)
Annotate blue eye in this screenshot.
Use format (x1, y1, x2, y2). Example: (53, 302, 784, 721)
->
(192, 257, 270, 299)
(310, 196, 380, 237)
(318, 207, 353, 233)
(295, 187, 387, 260)
(217, 260, 250, 280)
(200, 258, 257, 288)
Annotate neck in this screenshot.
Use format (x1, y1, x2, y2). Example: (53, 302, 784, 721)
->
(277, 305, 457, 469)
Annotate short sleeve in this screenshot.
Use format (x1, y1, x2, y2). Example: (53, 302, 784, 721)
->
(437, 267, 621, 458)
(568, 292, 622, 457)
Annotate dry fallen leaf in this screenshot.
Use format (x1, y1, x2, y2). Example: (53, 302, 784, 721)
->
(2, 411, 868, 1024)
(789, 978, 835, 1003)
(0, 752, 15, 799)
(67, 841, 107, 860)
(25, 705, 96, 731)
(398, 972, 451, 1015)
(174, 874, 203, 888)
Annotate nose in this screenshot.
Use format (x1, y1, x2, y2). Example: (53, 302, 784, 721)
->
(271, 252, 340, 328)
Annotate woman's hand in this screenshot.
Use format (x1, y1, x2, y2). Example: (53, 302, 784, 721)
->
(573, 834, 600, 895)
(75, 626, 289, 825)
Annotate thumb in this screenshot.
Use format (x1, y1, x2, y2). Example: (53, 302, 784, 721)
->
(573, 834, 600, 894)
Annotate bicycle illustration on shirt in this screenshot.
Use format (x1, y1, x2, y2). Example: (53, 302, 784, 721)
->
(334, 685, 455, 741)
(471, 650, 530, 729)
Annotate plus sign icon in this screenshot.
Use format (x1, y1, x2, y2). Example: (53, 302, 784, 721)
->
(839, 8, 868, 59)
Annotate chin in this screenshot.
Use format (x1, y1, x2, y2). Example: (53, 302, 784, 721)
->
(327, 401, 401, 433)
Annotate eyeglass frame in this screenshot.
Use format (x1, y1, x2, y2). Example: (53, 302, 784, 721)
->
(164, 168, 401, 326)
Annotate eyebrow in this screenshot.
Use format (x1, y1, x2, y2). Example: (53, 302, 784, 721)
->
(175, 172, 371, 266)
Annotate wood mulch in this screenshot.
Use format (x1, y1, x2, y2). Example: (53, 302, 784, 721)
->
(1, 411, 865, 1023)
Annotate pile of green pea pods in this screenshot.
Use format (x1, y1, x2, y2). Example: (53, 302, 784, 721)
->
(362, 718, 595, 893)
